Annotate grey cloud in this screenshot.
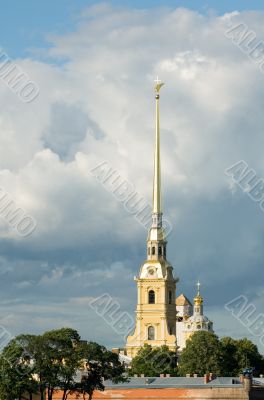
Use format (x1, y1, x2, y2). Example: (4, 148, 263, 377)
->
(43, 102, 105, 161)
(0, 6, 263, 349)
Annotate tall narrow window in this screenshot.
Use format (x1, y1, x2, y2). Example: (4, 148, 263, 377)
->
(148, 326, 155, 340)
(169, 290, 172, 304)
(152, 247, 155, 255)
(148, 290, 155, 304)
(158, 246, 162, 255)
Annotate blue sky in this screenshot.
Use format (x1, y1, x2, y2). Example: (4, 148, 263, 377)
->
(1, 1, 264, 58)
(1, 1, 264, 352)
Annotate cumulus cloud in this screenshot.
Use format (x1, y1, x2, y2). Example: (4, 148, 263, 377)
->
(0, 4, 264, 349)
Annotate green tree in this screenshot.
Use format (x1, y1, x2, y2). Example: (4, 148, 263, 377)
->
(0, 330, 127, 400)
(129, 344, 177, 377)
(16, 328, 82, 400)
(178, 331, 223, 376)
(15, 333, 48, 400)
(0, 328, 84, 400)
(220, 337, 238, 376)
(75, 341, 127, 400)
(0, 338, 38, 400)
(41, 327, 82, 400)
(221, 337, 264, 376)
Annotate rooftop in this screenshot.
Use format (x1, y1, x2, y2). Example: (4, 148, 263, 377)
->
(103, 377, 242, 389)
(176, 293, 192, 306)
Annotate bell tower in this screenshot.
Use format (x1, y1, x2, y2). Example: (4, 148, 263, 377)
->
(125, 79, 178, 358)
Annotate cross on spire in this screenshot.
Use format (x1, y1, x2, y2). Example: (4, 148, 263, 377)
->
(154, 76, 161, 85)
(154, 76, 164, 93)
(197, 281, 201, 295)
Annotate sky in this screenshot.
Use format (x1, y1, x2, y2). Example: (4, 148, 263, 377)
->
(1, 0, 264, 353)
(2, 0, 264, 57)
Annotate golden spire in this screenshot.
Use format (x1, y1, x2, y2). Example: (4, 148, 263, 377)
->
(147, 77, 166, 260)
(153, 76, 164, 215)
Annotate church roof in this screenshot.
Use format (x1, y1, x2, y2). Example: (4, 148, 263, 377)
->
(176, 293, 192, 306)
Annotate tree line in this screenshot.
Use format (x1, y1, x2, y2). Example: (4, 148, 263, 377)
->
(0, 327, 126, 400)
(1, 328, 263, 400)
(130, 331, 264, 377)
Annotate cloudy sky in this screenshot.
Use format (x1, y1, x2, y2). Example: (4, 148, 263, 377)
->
(1, 0, 264, 352)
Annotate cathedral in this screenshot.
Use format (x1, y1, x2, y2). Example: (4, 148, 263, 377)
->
(176, 282, 214, 352)
(124, 80, 213, 359)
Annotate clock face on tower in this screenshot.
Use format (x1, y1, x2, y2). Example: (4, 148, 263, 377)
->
(149, 269, 154, 275)
(148, 267, 157, 277)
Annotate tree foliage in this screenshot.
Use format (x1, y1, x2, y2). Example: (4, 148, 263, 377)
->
(178, 331, 223, 376)
(130, 344, 177, 377)
(0, 338, 38, 400)
(178, 331, 264, 377)
(76, 342, 127, 400)
(221, 337, 264, 376)
(0, 328, 126, 400)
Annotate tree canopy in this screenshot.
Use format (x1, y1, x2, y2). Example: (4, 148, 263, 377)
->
(0, 337, 38, 400)
(0, 327, 126, 400)
(178, 331, 264, 377)
(130, 344, 177, 377)
(221, 337, 264, 377)
(178, 331, 223, 376)
(76, 341, 127, 400)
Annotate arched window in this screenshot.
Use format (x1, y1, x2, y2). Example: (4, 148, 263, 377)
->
(152, 247, 155, 255)
(148, 326, 155, 340)
(168, 290, 172, 304)
(148, 290, 155, 304)
(158, 246, 162, 255)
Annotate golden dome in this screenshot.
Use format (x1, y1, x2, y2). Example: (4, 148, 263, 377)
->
(194, 281, 203, 305)
(194, 294, 203, 306)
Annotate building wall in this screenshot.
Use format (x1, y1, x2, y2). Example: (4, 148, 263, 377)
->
(176, 320, 185, 351)
(49, 387, 255, 400)
(93, 387, 250, 399)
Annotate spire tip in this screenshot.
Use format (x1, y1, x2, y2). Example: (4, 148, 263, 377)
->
(154, 76, 165, 93)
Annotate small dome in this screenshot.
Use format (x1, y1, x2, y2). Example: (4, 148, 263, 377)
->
(194, 294, 203, 306)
